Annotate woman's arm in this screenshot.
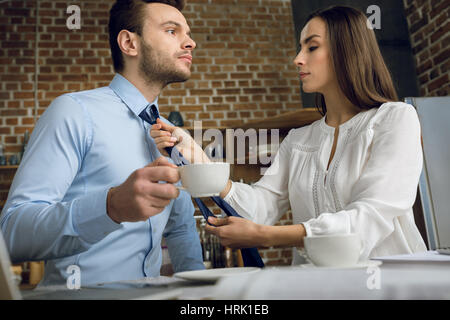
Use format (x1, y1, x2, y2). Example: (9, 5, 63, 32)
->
(205, 216, 306, 248)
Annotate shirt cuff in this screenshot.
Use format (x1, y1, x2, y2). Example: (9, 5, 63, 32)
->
(72, 188, 122, 244)
(302, 221, 312, 237)
(301, 213, 350, 237)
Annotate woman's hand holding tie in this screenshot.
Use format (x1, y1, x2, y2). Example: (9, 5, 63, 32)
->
(150, 118, 211, 164)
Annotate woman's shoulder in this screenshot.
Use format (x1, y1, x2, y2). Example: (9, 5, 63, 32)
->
(377, 101, 417, 115)
(369, 101, 419, 130)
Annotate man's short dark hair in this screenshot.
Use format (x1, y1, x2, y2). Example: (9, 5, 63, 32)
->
(109, 0, 186, 72)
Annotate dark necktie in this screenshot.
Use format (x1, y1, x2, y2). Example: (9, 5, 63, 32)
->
(139, 105, 264, 268)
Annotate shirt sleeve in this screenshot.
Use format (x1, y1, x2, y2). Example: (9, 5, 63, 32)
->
(302, 103, 423, 259)
(162, 190, 205, 272)
(223, 131, 292, 225)
(0, 94, 121, 263)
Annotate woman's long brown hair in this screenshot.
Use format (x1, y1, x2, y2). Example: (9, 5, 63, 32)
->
(304, 6, 398, 115)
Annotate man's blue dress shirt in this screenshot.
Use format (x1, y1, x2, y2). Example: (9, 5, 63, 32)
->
(0, 74, 204, 286)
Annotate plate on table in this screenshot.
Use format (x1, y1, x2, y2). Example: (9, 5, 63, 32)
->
(174, 267, 261, 282)
(299, 260, 382, 269)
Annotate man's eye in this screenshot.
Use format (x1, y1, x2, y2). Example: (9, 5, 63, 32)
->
(309, 46, 318, 52)
(167, 29, 176, 35)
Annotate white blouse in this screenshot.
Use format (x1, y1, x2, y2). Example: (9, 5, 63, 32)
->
(224, 102, 427, 262)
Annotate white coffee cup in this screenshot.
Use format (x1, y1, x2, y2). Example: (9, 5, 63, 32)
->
(304, 233, 362, 267)
(178, 162, 230, 198)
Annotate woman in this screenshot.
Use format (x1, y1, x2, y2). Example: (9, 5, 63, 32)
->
(151, 5, 427, 262)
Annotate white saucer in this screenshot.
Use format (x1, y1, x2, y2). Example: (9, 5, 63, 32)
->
(299, 260, 382, 269)
(174, 267, 261, 282)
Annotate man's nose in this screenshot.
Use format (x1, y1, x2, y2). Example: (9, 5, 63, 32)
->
(183, 36, 196, 51)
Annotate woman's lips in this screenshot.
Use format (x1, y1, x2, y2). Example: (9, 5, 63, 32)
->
(299, 72, 310, 79)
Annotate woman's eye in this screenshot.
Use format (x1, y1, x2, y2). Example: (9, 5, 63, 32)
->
(309, 46, 318, 52)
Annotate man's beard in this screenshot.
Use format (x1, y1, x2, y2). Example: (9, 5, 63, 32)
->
(138, 39, 190, 88)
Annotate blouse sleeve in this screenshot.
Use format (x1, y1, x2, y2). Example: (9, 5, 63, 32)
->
(223, 130, 293, 225)
(302, 103, 423, 258)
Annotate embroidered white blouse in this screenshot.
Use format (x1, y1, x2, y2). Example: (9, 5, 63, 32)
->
(224, 102, 427, 262)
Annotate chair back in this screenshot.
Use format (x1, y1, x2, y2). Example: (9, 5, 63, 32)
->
(406, 97, 450, 250)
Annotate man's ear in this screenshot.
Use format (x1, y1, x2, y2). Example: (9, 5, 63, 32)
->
(117, 30, 139, 58)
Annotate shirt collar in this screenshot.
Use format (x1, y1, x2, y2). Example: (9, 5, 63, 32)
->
(109, 73, 159, 117)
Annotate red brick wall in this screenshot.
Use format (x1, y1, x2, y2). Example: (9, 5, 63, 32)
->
(0, 0, 301, 157)
(166, 0, 301, 129)
(403, 0, 450, 96)
(0, 0, 115, 158)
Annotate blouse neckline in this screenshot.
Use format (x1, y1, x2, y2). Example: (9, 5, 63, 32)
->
(319, 109, 368, 133)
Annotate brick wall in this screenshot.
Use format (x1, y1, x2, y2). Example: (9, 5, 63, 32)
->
(403, 0, 450, 96)
(0, 0, 301, 156)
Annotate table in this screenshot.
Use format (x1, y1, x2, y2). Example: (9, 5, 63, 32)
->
(20, 253, 450, 300)
(20, 276, 217, 300)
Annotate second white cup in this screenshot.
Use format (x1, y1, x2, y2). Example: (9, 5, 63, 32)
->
(304, 233, 362, 267)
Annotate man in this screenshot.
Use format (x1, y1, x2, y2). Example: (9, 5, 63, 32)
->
(0, 0, 204, 286)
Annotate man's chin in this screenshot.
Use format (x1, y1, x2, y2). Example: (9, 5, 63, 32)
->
(163, 75, 190, 87)
(168, 69, 191, 83)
